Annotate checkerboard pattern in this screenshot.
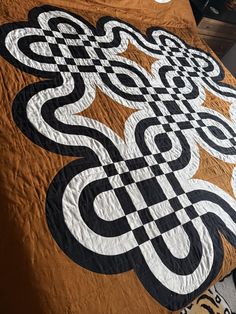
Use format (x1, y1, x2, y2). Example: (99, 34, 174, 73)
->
(42, 29, 116, 73)
(103, 153, 200, 246)
(41, 26, 210, 82)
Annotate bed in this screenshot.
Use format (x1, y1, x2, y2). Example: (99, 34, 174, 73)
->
(0, 0, 236, 313)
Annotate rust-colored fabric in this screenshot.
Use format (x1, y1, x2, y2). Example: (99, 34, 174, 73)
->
(0, 1, 236, 314)
(78, 88, 138, 140)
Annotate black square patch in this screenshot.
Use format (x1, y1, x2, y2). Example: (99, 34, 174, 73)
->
(149, 102, 162, 116)
(120, 172, 134, 185)
(169, 197, 183, 211)
(155, 212, 180, 234)
(104, 66, 114, 73)
(140, 87, 149, 95)
(56, 37, 66, 45)
(152, 94, 160, 101)
(87, 35, 96, 42)
(103, 164, 118, 177)
(49, 44, 63, 57)
(44, 30, 53, 37)
(133, 226, 149, 244)
(163, 124, 172, 132)
(83, 40, 91, 46)
(164, 101, 182, 114)
(69, 45, 90, 59)
(166, 115, 175, 123)
(150, 164, 163, 176)
(177, 57, 190, 67)
(137, 177, 166, 206)
(186, 113, 194, 121)
(126, 157, 148, 171)
(57, 64, 70, 72)
(93, 59, 102, 66)
(65, 58, 76, 65)
(154, 153, 166, 164)
(166, 173, 184, 195)
(138, 208, 154, 225)
(197, 120, 205, 127)
(94, 48, 107, 59)
(114, 187, 136, 215)
(185, 205, 198, 220)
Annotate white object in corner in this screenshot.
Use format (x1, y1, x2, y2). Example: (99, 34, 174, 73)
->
(154, 0, 171, 3)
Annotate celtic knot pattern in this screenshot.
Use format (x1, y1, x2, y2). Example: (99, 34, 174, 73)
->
(1, 5, 236, 310)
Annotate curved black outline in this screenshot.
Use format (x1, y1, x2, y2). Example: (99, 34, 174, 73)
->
(46, 158, 236, 310)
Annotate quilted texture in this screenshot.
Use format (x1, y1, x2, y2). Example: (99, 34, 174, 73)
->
(0, 1, 236, 313)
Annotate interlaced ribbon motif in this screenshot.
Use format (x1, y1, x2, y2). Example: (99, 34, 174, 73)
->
(1, 5, 236, 310)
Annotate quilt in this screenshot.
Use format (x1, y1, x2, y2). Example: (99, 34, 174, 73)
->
(0, 0, 236, 313)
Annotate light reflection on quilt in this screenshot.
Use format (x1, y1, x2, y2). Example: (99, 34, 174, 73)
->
(0, 5, 236, 310)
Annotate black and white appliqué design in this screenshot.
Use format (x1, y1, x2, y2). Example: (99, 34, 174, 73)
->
(1, 5, 236, 310)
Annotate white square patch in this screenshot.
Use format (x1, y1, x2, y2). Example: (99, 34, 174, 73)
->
(178, 194, 192, 207)
(114, 161, 130, 174)
(144, 221, 160, 239)
(126, 212, 143, 230)
(144, 155, 158, 166)
(175, 209, 190, 225)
